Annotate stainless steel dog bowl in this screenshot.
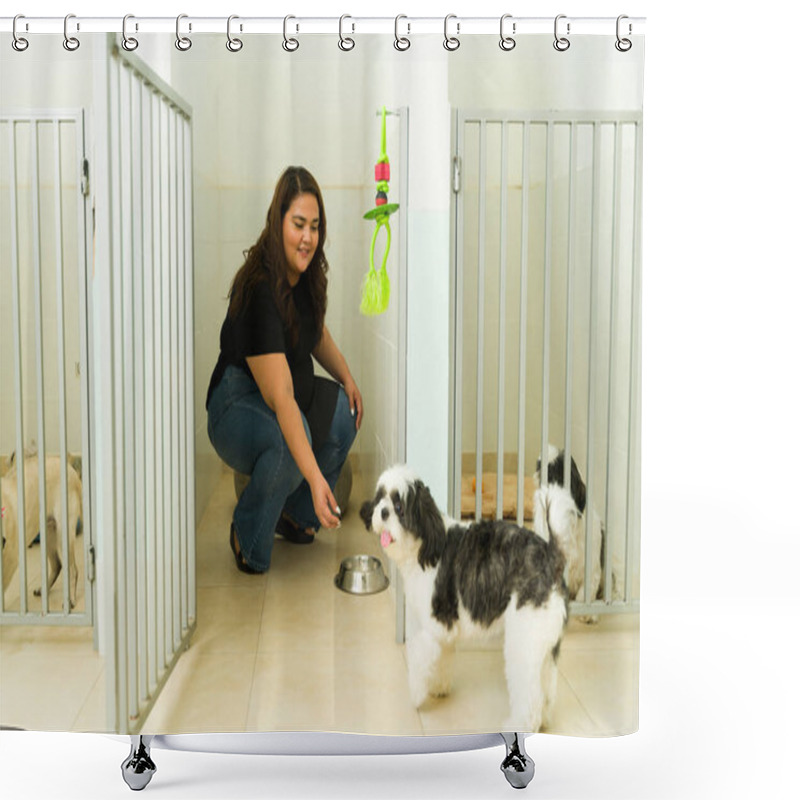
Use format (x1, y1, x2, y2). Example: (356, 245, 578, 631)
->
(334, 555, 389, 595)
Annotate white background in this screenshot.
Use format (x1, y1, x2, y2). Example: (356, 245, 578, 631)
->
(2, 1, 798, 798)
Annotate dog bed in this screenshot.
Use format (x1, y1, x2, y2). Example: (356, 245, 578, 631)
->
(460, 472, 537, 521)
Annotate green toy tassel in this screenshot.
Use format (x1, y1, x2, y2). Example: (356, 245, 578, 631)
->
(360, 219, 392, 316)
(360, 106, 399, 316)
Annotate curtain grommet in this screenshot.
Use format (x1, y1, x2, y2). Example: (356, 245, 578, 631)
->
(615, 15, 632, 52)
(553, 14, 570, 51)
(444, 14, 460, 51)
(283, 15, 299, 52)
(121, 14, 139, 51)
(63, 14, 80, 51)
(175, 14, 192, 51)
(394, 15, 411, 51)
(499, 14, 516, 51)
(12, 14, 29, 52)
(338, 14, 355, 51)
(226, 15, 243, 52)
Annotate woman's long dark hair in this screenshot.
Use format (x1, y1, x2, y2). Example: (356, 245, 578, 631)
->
(228, 166, 328, 344)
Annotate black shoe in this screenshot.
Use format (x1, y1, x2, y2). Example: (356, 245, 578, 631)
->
(275, 515, 315, 545)
(230, 523, 260, 574)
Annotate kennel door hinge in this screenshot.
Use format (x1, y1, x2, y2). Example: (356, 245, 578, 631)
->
(81, 158, 90, 197)
(88, 544, 96, 583)
(452, 156, 461, 194)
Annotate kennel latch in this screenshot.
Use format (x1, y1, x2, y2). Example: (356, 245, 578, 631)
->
(452, 156, 461, 194)
(81, 158, 90, 196)
(88, 544, 96, 583)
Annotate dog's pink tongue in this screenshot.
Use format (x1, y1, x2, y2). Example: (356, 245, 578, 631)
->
(381, 530, 392, 548)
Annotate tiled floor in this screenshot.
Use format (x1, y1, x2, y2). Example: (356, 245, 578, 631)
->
(0, 465, 639, 737)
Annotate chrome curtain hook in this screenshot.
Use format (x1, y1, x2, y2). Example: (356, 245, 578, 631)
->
(553, 14, 570, 51)
(12, 14, 29, 52)
(63, 14, 80, 51)
(338, 14, 355, 51)
(443, 14, 460, 51)
(175, 14, 192, 51)
(283, 15, 299, 52)
(499, 14, 516, 51)
(615, 14, 632, 51)
(394, 14, 411, 51)
(121, 14, 139, 51)
(226, 15, 243, 52)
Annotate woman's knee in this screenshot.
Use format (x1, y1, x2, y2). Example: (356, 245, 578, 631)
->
(249, 414, 311, 491)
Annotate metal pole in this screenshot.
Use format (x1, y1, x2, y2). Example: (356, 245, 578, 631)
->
(31, 119, 49, 614)
(603, 122, 623, 603)
(516, 123, 530, 526)
(53, 118, 71, 614)
(584, 122, 601, 604)
(475, 120, 486, 520)
(540, 122, 554, 489)
(564, 123, 577, 480)
(496, 122, 508, 521)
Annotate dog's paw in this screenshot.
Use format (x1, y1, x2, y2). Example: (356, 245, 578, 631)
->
(408, 680, 430, 709)
(576, 614, 599, 625)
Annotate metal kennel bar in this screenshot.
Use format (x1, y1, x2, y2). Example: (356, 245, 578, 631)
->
(539, 122, 554, 491)
(1, 112, 94, 626)
(475, 120, 487, 522)
(515, 122, 530, 526)
(98, 36, 196, 733)
(451, 110, 642, 616)
(582, 122, 601, 608)
(495, 122, 508, 518)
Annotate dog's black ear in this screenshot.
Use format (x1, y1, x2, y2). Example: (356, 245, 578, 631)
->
(406, 480, 446, 568)
(359, 499, 375, 530)
(569, 456, 586, 514)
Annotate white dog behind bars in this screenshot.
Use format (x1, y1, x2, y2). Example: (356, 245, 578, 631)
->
(534, 445, 624, 623)
(1, 455, 81, 609)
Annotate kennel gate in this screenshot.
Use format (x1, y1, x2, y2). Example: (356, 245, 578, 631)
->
(92, 37, 197, 733)
(450, 109, 642, 616)
(0, 110, 95, 626)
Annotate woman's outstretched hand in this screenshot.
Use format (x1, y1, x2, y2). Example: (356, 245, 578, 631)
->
(311, 473, 341, 529)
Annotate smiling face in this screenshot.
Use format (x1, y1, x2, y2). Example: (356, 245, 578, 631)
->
(281, 192, 319, 285)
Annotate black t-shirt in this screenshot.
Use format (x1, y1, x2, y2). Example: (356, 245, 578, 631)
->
(206, 274, 338, 449)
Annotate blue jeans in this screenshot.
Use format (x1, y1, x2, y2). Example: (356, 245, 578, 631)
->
(207, 365, 357, 571)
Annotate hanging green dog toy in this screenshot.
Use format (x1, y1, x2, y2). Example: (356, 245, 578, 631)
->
(360, 106, 399, 316)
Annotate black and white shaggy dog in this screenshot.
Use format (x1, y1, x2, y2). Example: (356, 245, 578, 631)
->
(360, 465, 569, 733)
(534, 445, 621, 624)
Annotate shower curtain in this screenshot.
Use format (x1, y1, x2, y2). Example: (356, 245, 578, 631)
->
(0, 20, 644, 742)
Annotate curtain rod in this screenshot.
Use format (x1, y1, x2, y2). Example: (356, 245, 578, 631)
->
(1, 16, 646, 37)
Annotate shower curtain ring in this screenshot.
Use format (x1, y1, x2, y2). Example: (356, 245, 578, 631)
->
(443, 14, 460, 51)
(12, 15, 29, 52)
(226, 15, 243, 51)
(283, 15, 299, 52)
(394, 15, 411, 51)
(63, 14, 80, 51)
(338, 14, 355, 51)
(499, 14, 516, 51)
(553, 14, 570, 51)
(615, 15, 632, 52)
(175, 14, 192, 51)
(121, 14, 139, 51)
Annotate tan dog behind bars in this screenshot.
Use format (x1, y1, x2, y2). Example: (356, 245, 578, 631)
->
(1, 455, 81, 609)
